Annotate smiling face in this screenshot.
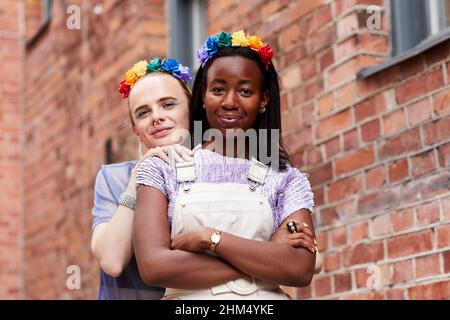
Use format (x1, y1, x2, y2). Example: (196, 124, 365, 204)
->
(203, 55, 269, 136)
(128, 73, 190, 149)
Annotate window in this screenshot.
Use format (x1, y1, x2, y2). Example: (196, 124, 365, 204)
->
(391, 0, 450, 56)
(169, 0, 206, 72)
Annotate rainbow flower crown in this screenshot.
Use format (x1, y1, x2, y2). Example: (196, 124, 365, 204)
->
(197, 30, 274, 68)
(118, 57, 191, 99)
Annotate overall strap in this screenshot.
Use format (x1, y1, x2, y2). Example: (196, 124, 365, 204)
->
(175, 160, 196, 192)
(247, 158, 269, 191)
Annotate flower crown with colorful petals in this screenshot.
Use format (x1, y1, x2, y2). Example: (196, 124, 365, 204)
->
(118, 57, 192, 99)
(197, 30, 274, 68)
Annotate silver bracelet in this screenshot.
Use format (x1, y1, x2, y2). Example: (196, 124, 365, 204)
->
(119, 193, 136, 211)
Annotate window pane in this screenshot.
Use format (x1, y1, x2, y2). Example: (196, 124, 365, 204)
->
(391, 0, 429, 56)
(169, 0, 205, 72)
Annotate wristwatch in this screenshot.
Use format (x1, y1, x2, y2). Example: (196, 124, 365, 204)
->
(119, 193, 136, 211)
(209, 230, 222, 253)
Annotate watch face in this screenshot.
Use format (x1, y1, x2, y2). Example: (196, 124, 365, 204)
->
(211, 233, 221, 243)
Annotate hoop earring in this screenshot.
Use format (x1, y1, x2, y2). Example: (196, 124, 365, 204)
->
(260, 107, 266, 114)
(138, 140, 143, 161)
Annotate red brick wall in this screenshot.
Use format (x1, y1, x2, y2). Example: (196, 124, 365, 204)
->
(22, 0, 169, 299)
(2, 0, 449, 299)
(0, 0, 23, 299)
(207, 0, 450, 299)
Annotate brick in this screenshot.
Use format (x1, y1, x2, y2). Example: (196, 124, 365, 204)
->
(385, 288, 406, 300)
(314, 5, 332, 29)
(305, 81, 323, 101)
(304, 145, 323, 165)
(438, 142, 450, 168)
(416, 202, 440, 226)
(316, 108, 352, 139)
(358, 33, 389, 54)
(313, 186, 324, 207)
(314, 276, 332, 296)
(411, 150, 436, 177)
(292, 86, 305, 106)
(333, 31, 385, 61)
(261, 1, 281, 19)
(319, 206, 339, 227)
(344, 241, 384, 266)
(280, 93, 288, 111)
(279, 24, 301, 51)
(361, 118, 380, 142)
(334, 272, 352, 292)
(354, 93, 386, 123)
(395, 68, 444, 105)
(408, 280, 450, 299)
(433, 88, 450, 117)
(437, 224, 450, 248)
(335, 146, 375, 175)
(324, 252, 341, 272)
(283, 128, 312, 153)
(387, 230, 433, 258)
(383, 109, 405, 136)
(391, 208, 414, 232)
(311, 25, 336, 54)
(327, 174, 362, 202)
(308, 162, 333, 186)
(444, 251, 450, 273)
(378, 129, 421, 160)
(371, 214, 391, 236)
(328, 55, 378, 87)
(337, 12, 359, 39)
(301, 57, 317, 81)
(319, 48, 334, 71)
(316, 231, 328, 251)
(285, 45, 307, 66)
(350, 220, 369, 242)
(335, 198, 358, 221)
(424, 117, 450, 145)
(335, 82, 355, 108)
(290, 0, 325, 22)
(415, 254, 441, 278)
(324, 136, 340, 159)
(343, 129, 359, 151)
(407, 98, 431, 126)
(443, 197, 450, 222)
(335, 35, 359, 61)
(302, 103, 314, 125)
(401, 171, 450, 204)
(355, 264, 390, 289)
(392, 259, 414, 283)
(342, 291, 385, 300)
(331, 226, 347, 247)
(357, 187, 401, 215)
(281, 108, 302, 133)
(388, 158, 409, 182)
(365, 165, 385, 189)
(281, 66, 301, 90)
(354, 268, 369, 289)
(290, 152, 303, 168)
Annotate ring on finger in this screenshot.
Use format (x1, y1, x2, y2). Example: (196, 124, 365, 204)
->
(287, 221, 297, 234)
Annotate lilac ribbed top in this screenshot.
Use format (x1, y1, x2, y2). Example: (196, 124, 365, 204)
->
(136, 148, 314, 233)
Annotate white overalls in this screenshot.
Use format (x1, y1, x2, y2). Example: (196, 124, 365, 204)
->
(162, 157, 290, 300)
